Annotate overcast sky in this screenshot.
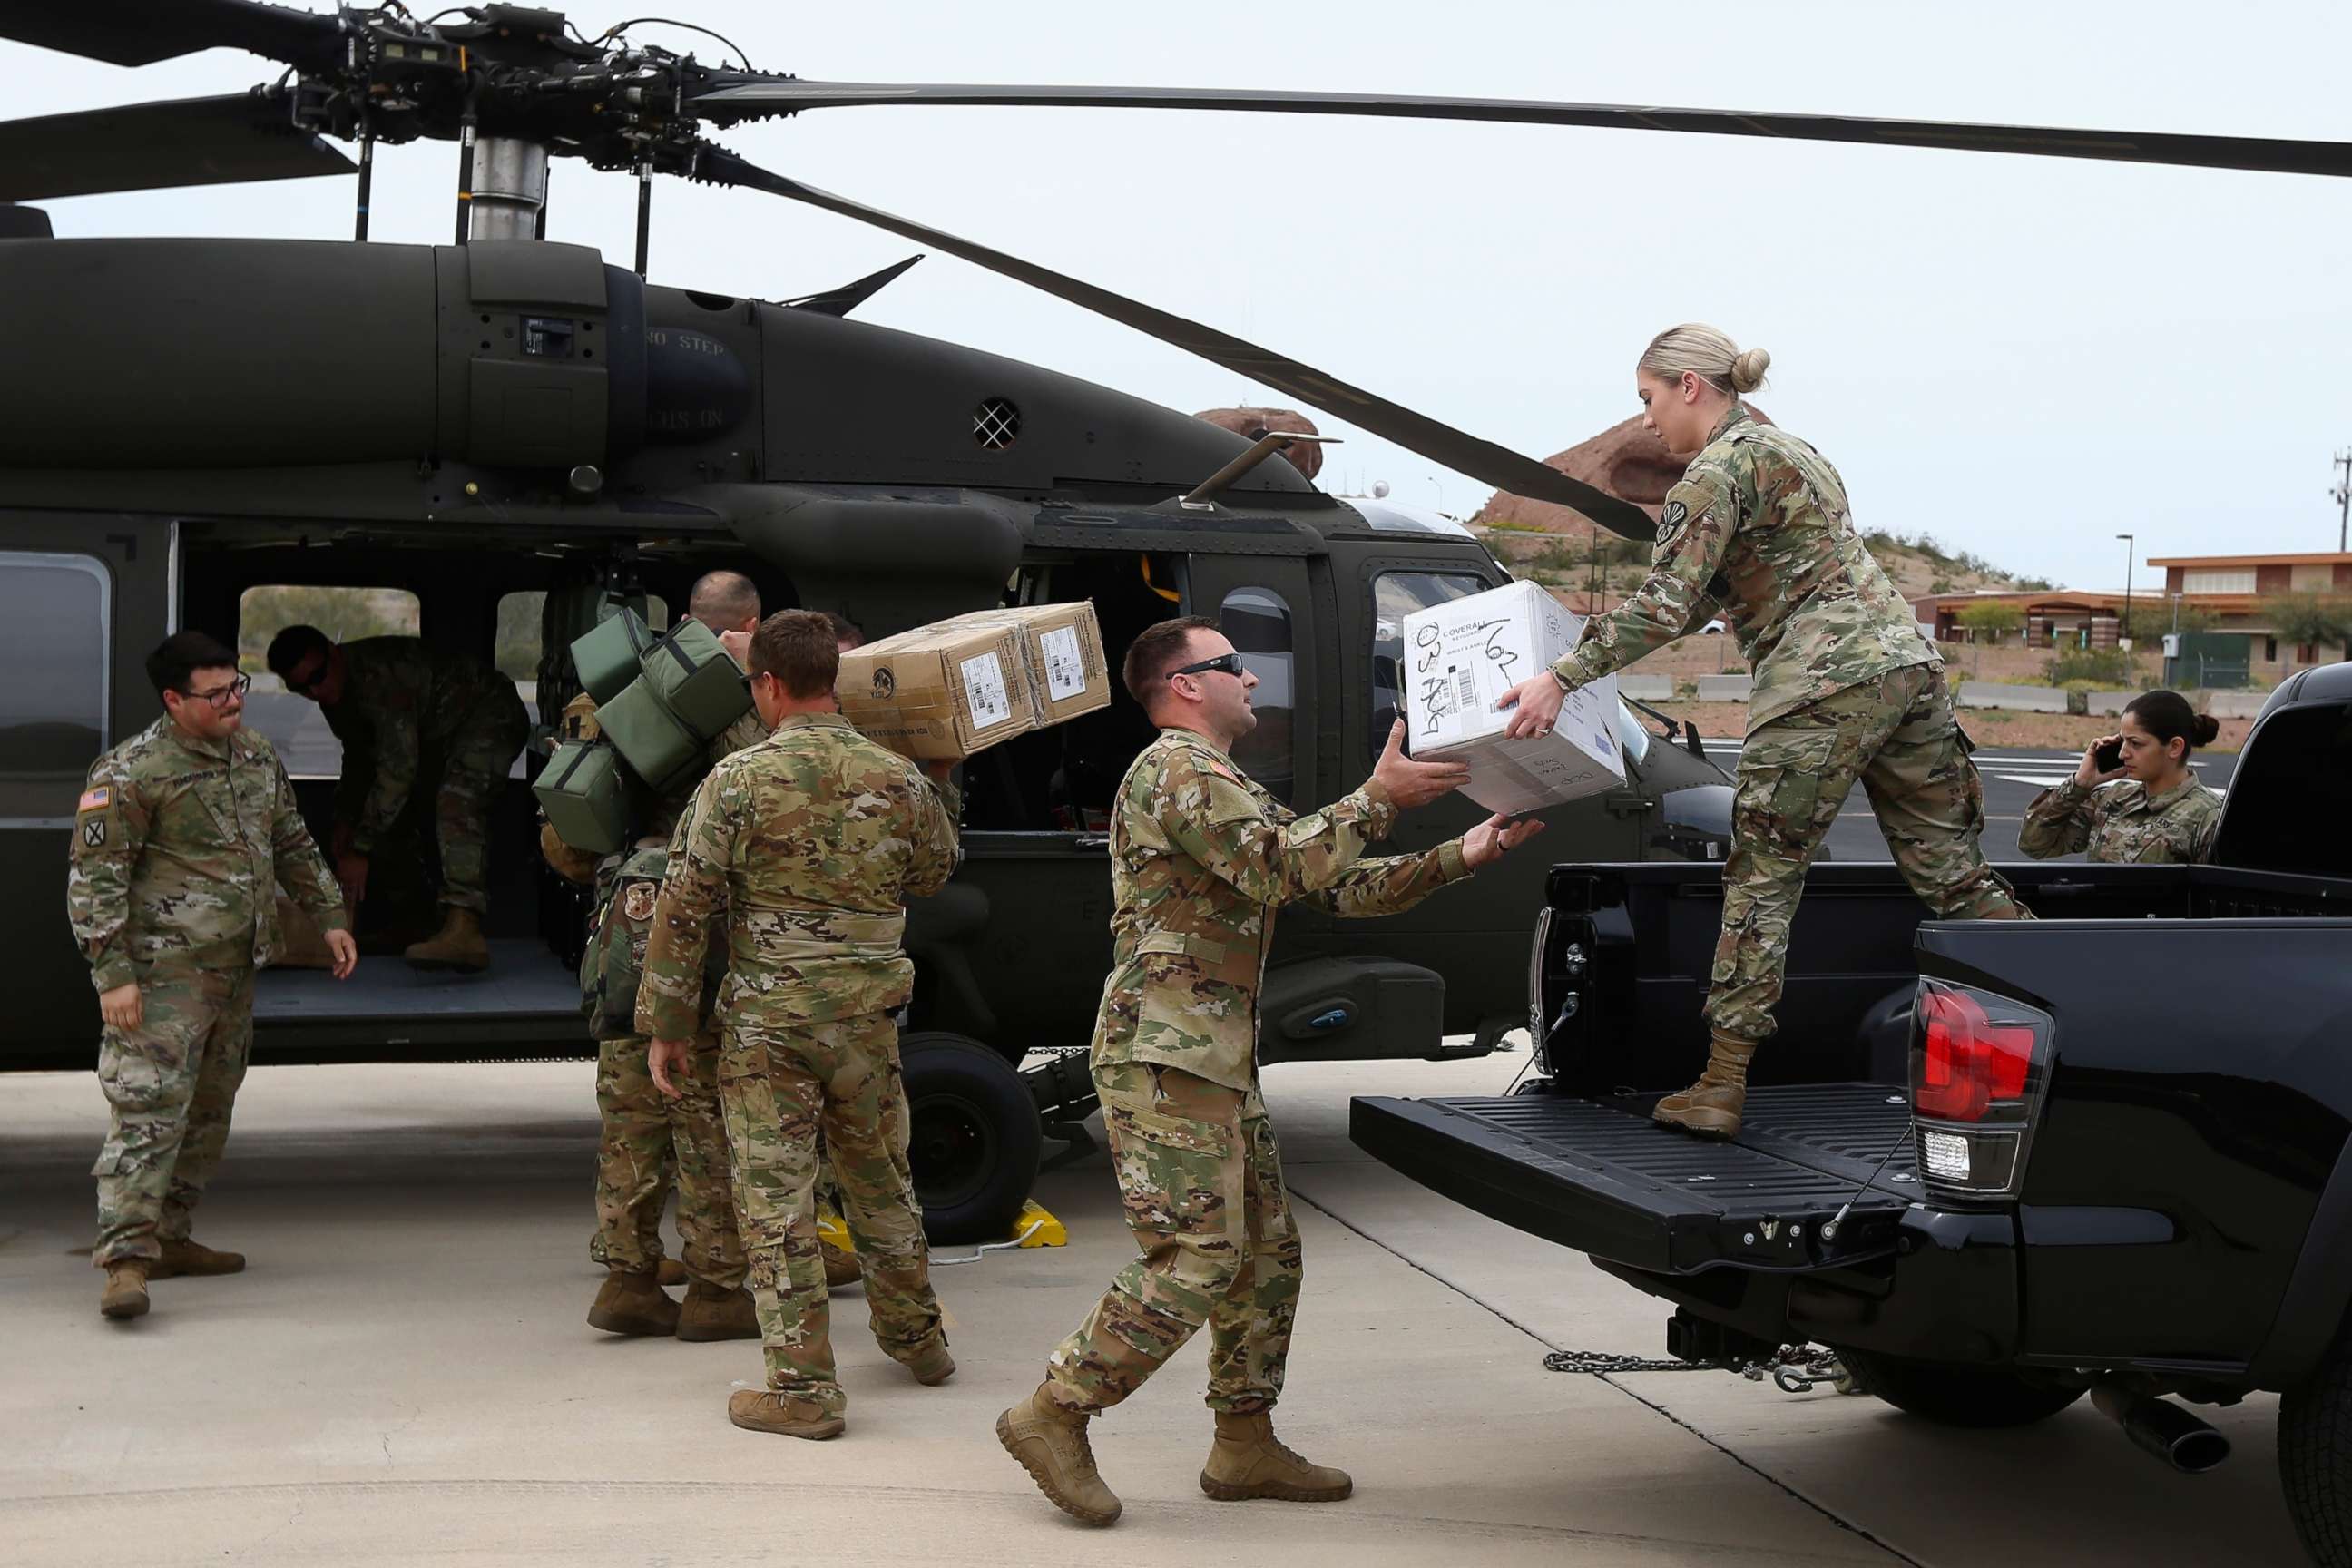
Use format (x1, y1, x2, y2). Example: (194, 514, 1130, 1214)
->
(9, 0, 2348, 592)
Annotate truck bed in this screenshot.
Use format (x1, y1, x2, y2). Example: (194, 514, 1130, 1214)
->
(1351, 1083, 1916, 1277)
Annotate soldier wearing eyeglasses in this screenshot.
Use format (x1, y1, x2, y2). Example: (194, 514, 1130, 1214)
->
(996, 615, 1546, 1527)
(66, 632, 357, 1323)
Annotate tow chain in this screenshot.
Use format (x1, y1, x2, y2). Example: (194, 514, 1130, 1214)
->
(1543, 1345, 1864, 1396)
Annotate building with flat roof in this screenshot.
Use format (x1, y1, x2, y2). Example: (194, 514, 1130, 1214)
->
(1912, 549, 2351, 685)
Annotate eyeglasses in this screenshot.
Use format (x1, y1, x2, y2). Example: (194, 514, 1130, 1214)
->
(182, 674, 251, 709)
(1167, 652, 1245, 681)
(283, 662, 328, 696)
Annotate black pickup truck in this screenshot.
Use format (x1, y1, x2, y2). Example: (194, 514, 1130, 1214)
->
(1354, 662, 2352, 1563)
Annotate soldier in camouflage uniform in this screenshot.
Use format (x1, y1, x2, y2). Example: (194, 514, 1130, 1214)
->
(566, 576, 865, 1308)
(267, 625, 529, 972)
(1500, 324, 2029, 1141)
(2021, 690, 2222, 864)
(998, 617, 1542, 1528)
(640, 610, 962, 1439)
(68, 632, 358, 1321)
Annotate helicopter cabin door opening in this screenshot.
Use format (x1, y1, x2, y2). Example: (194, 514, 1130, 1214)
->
(1, 517, 165, 1061)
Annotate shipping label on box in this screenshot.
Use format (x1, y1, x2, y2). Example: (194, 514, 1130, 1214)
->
(927, 602, 1112, 726)
(837, 621, 1039, 760)
(1401, 580, 1625, 816)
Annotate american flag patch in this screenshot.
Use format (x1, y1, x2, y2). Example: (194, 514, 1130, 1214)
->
(78, 787, 111, 811)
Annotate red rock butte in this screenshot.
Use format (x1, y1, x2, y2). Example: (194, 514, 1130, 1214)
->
(1192, 407, 1324, 482)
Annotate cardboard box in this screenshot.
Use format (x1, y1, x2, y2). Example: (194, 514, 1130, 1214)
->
(930, 602, 1112, 726)
(837, 602, 1111, 760)
(836, 618, 1040, 760)
(1400, 580, 1626, 815)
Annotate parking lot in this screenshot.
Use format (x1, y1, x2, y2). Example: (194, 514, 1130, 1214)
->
(0, 1054, 2299, 1566)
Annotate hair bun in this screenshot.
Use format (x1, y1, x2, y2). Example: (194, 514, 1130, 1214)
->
(2192, 714, 2221, 746)
(1730, 347, 1772, 394)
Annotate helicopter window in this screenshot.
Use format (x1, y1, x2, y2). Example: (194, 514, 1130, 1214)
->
(0, 552, 110, 826)
(1220, 586, 1296, 806)
(237, 585, 422, 781)
(1369, 570, 1491, 763)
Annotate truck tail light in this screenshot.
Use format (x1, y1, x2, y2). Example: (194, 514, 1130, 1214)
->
(1909, 979, 2053, 1200)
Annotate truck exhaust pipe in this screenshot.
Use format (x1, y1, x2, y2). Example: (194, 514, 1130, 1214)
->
(2092, 1384, 2231, 1474)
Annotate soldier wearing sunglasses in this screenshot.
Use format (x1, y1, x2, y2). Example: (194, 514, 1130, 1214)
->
(66, 632, 357, 1324)
(998, 615, 1544, 1525)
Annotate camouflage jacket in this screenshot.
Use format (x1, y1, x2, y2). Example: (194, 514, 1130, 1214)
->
(2019, 774, 2221, 865)
(635, 712, 963, 1038)
(324, 636, 528, 852)
(68, 717, 347, 991)
(1095, 728, 1473, 1092)
(1553, 404, 1938, 730)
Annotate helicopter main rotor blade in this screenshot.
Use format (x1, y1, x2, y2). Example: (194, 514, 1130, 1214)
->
(693, 79, 2352, 181)
(693, 146, 1656, 538)
(0, 93, 355, 201)
(0, 0, 344, 70)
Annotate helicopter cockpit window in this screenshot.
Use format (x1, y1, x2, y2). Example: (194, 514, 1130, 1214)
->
(238, 585, 422, 781)
(1370, 570, 1491, 763)
(1220, 586, 1296, 806)
(0, 552, 109, 826)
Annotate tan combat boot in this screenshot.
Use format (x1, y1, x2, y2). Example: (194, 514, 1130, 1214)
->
(1200, 1411, 1354, 1503)
(726, 1390, 844, 1440)
(586, 1267, 680, 1337)
(997, 1386, 1121, 1526)
(99, 1261, 151, 1320)
(1651, 1034, 1758, 1140)
(655, 1258, 688, 1289)
(821, 1243, 861, 1290)
(676, 1280, 760, 1342)
(903, 1340, 956, 1387)
(404, 906, 489, 972)
(152, 1238, 246, 1279)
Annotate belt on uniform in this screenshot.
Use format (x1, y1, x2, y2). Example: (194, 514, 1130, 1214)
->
(738, 906, 906, 963)
(1128, 929, 1264, 986)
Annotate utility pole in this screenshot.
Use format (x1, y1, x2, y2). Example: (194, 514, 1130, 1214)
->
(2115, 532, 2134, 648)
(2332, 450, 2352, 553)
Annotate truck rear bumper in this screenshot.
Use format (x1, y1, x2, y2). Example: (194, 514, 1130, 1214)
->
(1350, 1084, 2023, 1362)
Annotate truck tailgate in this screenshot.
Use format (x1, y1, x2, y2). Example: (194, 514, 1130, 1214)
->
(1350, 1085, 1916, 1276)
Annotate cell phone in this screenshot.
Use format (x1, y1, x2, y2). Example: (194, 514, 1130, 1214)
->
(2092, 738, 2123, 773)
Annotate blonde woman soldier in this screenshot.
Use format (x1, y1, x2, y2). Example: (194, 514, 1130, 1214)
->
(1494, 324, 2032, 1141)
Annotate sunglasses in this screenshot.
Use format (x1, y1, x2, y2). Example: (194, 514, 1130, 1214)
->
(182, 673, 252, 709)
(283, 662, 328, 696)
(1167, 652, 1245, 681)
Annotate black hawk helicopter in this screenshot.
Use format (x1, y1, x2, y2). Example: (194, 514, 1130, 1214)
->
(2, 0, 2343, 1238)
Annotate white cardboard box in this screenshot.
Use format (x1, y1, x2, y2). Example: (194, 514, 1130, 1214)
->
(1401, 580, 1626, 815)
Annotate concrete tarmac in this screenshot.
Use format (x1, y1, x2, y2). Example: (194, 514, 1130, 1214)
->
(0, 1054, 2301, 1566)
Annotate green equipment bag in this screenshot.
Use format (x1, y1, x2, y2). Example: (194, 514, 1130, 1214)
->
(597, 677, 704, 795)
(641, 619, 752, 740)
(570, 604, 653, 707)
(534, 739, 629, 857)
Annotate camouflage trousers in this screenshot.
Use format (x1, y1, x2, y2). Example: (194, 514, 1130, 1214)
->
(1045, 1061, 1300, 1416)
(1710, 663, 2031, 1044)
(91, 954, 254, 1268)
(717, 1011, 943, 1415)
(594, 1033, 745, 1288)
(432, 708, 528, 912)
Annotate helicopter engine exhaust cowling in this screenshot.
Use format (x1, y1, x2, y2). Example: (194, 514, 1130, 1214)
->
(0, 238, 681, 471)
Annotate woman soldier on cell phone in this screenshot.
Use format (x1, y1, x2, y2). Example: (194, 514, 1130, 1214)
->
(1494, 323, 2032, 1142)
(2019, 690, 2222, 864)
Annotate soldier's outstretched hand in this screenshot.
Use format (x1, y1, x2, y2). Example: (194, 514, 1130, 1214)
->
(1495, 672, 1566, 740)
(1463, 812, 1547, 869)
(325, 929, 358, 981)
(1372, 719, 1472, 808)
